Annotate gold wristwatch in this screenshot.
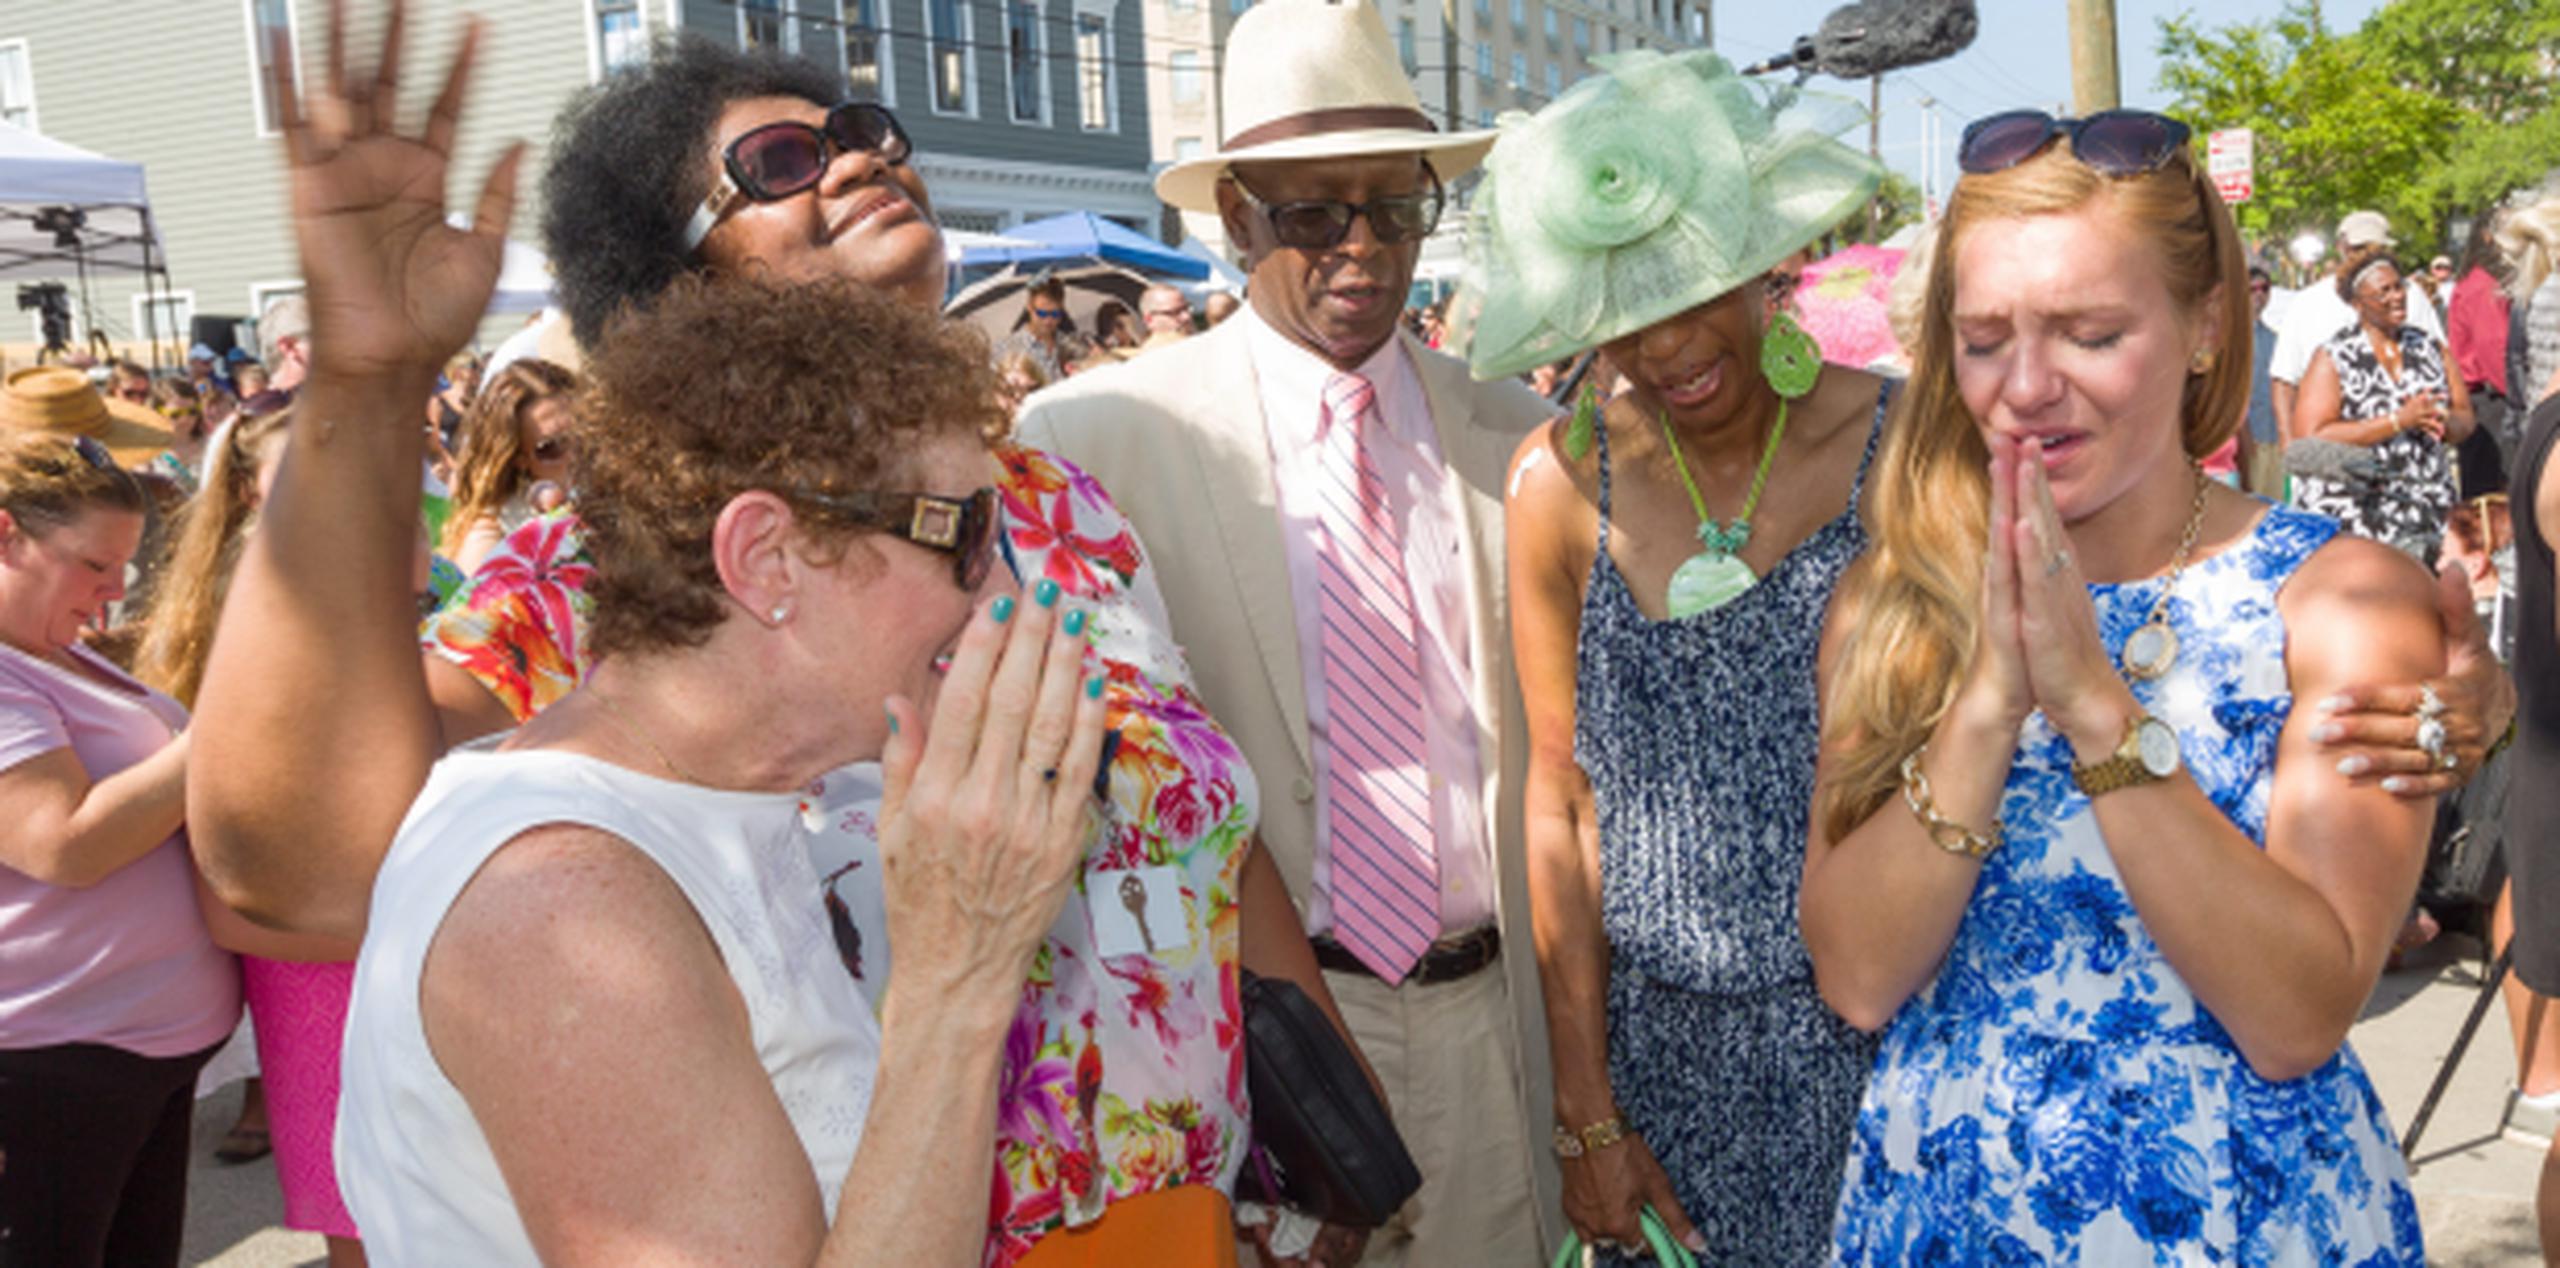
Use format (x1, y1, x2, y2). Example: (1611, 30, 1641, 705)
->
(1551, 1115, 1628, 1159)
(2073, 713, 2182, 797)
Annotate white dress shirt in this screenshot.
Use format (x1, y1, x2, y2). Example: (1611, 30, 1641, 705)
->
(1241, 308, 1494, 939)
(2271, 275, 2444, 386)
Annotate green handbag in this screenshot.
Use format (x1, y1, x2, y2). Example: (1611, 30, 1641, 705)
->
(1550, 1206, 1699, 1267)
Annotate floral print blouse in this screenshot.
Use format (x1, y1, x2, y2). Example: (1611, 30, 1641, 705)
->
(420, 446, 1257, 1265)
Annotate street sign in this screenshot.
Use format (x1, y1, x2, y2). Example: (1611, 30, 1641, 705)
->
(2209, 127, 2254, 204)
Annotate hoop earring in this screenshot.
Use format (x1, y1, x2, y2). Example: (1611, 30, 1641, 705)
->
(1760, 310, 1821, 401)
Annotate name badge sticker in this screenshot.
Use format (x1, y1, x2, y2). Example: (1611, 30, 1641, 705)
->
(1087, 863, 1191, 960)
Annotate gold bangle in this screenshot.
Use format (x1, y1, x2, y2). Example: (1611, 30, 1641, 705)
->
(1899, 747, 2002, 860)
(1551, 1114, 1630, 1159)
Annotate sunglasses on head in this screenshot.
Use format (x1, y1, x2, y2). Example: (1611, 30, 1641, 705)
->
(530, 437, 572, 463)
(1958, 109, 2193, 178)
(1226, 165, 1446, 251)
(683, 102, 914, 251)
(792, 486, 999, 591)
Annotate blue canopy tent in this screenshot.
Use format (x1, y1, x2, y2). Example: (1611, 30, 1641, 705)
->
(954, 212, 1209, 281)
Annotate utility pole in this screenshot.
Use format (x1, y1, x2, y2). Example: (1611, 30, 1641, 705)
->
(1915, 94, 1939, 214)
(1868, 75, 1884, 236)
(2067, 0, 2120, 114)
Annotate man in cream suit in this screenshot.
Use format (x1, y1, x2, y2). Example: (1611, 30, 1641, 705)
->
(1015, 1, 1556, 1261)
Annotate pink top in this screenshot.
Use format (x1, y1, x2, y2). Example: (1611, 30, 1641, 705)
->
(0, 642, 237, 1057)
(1242, 309, 1496, 938)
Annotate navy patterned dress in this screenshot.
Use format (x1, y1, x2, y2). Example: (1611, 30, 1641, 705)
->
(1830, 505, 2424, 1265)
(1573, 391, 1885, 1265)
(2291, 323, 2457, 566)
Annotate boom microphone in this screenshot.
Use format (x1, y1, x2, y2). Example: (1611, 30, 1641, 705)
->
(1742, 0, 1980, 80)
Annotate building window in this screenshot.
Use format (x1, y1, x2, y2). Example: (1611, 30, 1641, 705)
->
(1170, 0, 1196, 10)
(589, 0, 647, 78)
(0, 41, 33, 132)
(930, 0, 972, 114)
(132, 291, 196, 349)
(1543, 7, 1558, 44)
(1077, 13, 1113, 131)
(1398, 18, 1416, 72)
(1605, 25, 1616, 51)
(1573, 16, 1589, 52)
(1473, 0, 1490, 24)
(740, 0, 790, 50)
(1476, 43, 1491, 81)
(841, 0, 893, 103)
(245, 0, 299, 135)
(1687, 6, 1704, 41)
(1230, 0, 1251, 13)
(1173, 136, 1202, 162)
(1007, 0, 1046, 123)
(1510, 52, 1525, 88)
(1509, 0, 1525, 29)
(1544, 62, 1560, 97)
(1170, 50, 1203, 105)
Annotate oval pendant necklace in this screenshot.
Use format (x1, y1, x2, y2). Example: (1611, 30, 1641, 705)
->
(2120, 462, 2212, 681)
(1658, 402, 1788, 618)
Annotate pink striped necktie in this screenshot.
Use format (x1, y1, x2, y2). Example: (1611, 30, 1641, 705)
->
(1314, 371, 1438, 983)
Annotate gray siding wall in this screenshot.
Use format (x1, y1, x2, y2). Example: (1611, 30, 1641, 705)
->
(0, 1, 600, 363)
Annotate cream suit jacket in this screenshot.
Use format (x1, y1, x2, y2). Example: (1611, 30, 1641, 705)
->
(1014, 317, 1561, 1241)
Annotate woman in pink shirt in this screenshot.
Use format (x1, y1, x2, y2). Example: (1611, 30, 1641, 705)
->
(0, 431, 239, 1267)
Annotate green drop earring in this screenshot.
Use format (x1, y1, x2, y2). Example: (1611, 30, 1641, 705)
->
(1760, 309, 1821, 401)
(1564, 380, 1601, 461)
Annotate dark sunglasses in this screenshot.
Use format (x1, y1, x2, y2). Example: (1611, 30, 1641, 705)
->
(1958, 109, 2193, 178)
(1227, 166, 1446, 250)
(793, 486, 999, 590)
(1028, 305, 1066, 320)
(683, 102, 914, 250)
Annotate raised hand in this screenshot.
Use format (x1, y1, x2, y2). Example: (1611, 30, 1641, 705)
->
(1947, 434, 2035, 737)
(280, 0, 525, 386)
(2009, 441, 2140, 756)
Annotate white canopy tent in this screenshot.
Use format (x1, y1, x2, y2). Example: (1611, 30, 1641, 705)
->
(0, 120, 174, 363)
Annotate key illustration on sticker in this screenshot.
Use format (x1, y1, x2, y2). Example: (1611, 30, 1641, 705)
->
(1119, 871, 1155, 953)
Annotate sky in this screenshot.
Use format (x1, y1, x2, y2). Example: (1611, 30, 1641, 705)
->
(1711, 0, 2389, 202)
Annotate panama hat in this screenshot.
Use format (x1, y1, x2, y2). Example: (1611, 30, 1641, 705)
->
(0, 366, 177, 466)
(1154, 0, 1497, 214)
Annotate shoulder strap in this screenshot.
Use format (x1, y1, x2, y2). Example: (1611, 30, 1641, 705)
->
(1592, 410, 1615, 551)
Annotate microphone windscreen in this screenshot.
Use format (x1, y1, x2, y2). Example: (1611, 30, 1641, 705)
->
(1811, 0, 1979, 80)
(2282, 438, 2385, 488)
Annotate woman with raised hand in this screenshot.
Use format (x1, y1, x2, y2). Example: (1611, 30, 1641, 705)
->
(1460, 50, 1887, 1263)
(1803, 109, 2430, 1262)
(193, 5, 1352, 1260)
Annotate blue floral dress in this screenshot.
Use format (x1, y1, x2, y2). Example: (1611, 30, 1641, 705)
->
(1831, 504, 2424, 1266)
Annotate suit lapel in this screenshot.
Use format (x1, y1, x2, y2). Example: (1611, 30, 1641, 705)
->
(1184, 327, 1315, 773)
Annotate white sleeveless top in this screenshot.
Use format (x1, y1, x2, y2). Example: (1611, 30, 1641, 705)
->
(336, 746, 882, 1265)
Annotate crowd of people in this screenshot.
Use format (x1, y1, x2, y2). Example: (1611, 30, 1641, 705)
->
(1, 1, 2555, 1266)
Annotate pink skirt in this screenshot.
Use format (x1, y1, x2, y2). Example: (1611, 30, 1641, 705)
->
(242, 957, 358, 1239)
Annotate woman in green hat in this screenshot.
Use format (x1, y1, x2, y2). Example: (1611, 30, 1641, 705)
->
(1458, 50, 1889, 1261)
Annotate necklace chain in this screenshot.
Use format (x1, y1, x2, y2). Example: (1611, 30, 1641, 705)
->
(1658, 401, 1790, 557)
(2142, 461, 2213, 630)
(593, 686, 694, 785)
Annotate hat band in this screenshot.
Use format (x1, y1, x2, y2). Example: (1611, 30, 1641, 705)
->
(1223, 105, 1437, 154)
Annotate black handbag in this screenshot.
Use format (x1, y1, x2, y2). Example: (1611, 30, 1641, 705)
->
(1233, 969, 1421, 1229)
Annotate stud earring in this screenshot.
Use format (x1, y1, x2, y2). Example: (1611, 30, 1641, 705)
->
(770, 603, 791, 625)
(2190, 348, 2218, 375)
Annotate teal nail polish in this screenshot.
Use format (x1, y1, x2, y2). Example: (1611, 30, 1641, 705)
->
(886, 709, 899, 735)
(1034, 578, 1062, 608)
(1063, 609, 1089, 637)
(991, 595, 1016, 624)
(1086, 675, 1105, 700)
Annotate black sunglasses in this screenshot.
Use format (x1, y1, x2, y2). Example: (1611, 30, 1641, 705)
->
(1958, 109, 2193, 178)
(792, 486, 999, 591)
(1227, 166, 1446, 251)
(684, 103, 914, 250)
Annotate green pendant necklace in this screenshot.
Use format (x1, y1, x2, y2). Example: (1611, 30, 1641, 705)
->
(1657, 400, 1788, 617)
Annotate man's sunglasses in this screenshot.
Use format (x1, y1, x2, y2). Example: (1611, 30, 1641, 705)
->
(1957, 109, 2193, 178)
(793, 486, 999, 591)
(683, 102, 914, 250)
(1227, 166, 1446, 251)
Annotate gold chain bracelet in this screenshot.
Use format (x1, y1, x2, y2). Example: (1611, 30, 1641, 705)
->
(1899, 746, 2002, 860)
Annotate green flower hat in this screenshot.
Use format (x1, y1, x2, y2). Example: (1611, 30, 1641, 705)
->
(1454, 50, 1882, 381)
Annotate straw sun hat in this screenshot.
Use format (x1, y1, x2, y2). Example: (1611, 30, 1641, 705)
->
(1454, 50, 1881, 380)
(1153, 0, 1498, 213)
(0, 366, 177, 467)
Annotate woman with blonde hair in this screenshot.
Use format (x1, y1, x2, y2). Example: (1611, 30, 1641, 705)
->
(134, 406, 368, 1265)
(2500, 195, 2560, 408)
(438, 358, 577, 573)
(1802, 111, 2434, 1260)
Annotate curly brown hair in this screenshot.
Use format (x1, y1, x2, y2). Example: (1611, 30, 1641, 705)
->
(576, 274, 1004, 659)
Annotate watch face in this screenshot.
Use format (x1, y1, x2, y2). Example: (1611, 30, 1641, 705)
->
(2137, 718, 2180, 776)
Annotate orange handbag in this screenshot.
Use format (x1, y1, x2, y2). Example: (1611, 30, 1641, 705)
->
(1014, 1184, 1240, 1268)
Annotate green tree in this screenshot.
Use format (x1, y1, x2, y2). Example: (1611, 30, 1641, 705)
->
(1854, 171, 1925, 245)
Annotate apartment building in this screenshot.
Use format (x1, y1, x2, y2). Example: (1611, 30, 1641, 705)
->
(0, 0, 1152, 361)
(1142, 0, 1705, 270)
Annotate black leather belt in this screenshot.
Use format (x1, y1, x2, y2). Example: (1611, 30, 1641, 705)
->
(1310, 926, 1501, 986)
